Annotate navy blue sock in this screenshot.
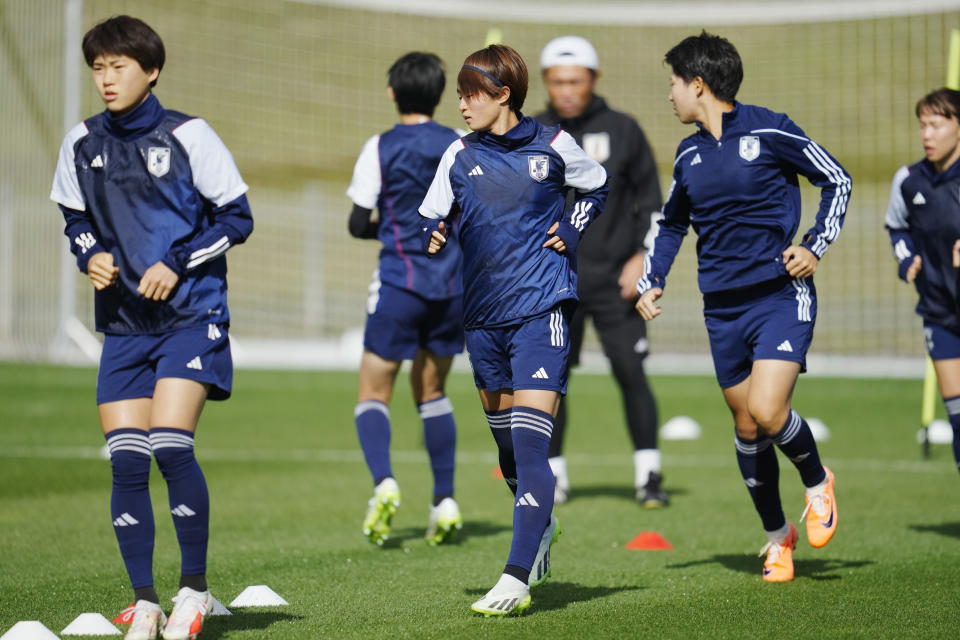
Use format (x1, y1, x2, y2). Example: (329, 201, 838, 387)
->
(506, 407, 555, 572)
(771, 409, 827, 488)
(485, 409, 517, 495)
(106, 429, 155, 590)
(355, 401, 393, 485)
(735, 434, 786, 532)
(945, 396, 960, 473)
(150, 428, 209, 577)
(419, 396, 456, 501)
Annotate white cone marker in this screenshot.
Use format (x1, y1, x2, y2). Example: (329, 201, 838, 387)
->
(229, 585, 289, 607)
(1, 621, 61, 639)
(61, 613, 121, 635)
(210, 596, 232, 616)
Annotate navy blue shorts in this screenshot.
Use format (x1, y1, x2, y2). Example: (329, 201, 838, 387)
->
(97, 322, 233, 404)
(923, 322, 960, 360)
(703, 276, 816, 388)
(364, 281, 464, 361)
(465, 304, 573, 394)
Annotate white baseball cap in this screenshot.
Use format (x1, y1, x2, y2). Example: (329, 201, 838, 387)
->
(540, 35, 599, 71)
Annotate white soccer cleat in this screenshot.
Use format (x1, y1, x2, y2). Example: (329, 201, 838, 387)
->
(529, 514, 560, 587)
(162, 587, 213, 640)
(471, 573, 531, 616)
(425, 497, 463, 545)
(362, 477, 401, 545)
(124, 600, 167, 640)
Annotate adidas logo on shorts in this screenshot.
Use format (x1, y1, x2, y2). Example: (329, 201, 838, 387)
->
(531, 367, 549, 379)
(776, 340, 793, 352)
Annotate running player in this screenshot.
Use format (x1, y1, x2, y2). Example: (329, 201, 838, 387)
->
(50, 16, 253, 640)
(636, 31, 848, 582)
(346, 52, 464, 546)
(421, 44, 608, 615)
(886, 88, 960, 474)
(534, 35, 667, 507)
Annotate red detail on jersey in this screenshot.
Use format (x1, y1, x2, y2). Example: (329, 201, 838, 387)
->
(549, 130, 563, 146)
(625, 531, 674, 550)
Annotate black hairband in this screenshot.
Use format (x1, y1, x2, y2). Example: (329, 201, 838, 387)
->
(461, 64, 505, 87)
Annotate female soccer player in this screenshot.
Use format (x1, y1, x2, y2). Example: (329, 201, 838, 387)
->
(420, 44, 608, 615)
(347, 52, 464, 546)
(886, 88, 960, 474)
(636, 32, 849, 582)
(50, 16, 252, 640)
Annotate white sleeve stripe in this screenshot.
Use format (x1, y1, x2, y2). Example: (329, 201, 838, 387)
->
(750, 128, 810, 142)
(673, 146, 698, 167)
(809, 141, 850, 245)
(186, 236, 230, 269)
(801, 141, 850, 253)
(189, 236, 230, 261)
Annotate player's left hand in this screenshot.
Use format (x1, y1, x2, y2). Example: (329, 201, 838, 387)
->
(137, 261, 179, 301)
(543, 221, 567, 254)
(953, 239, 960, 268)
(618, 252, 646, 300)
(782, 245, 818, 278)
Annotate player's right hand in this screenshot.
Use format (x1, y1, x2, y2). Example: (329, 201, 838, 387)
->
(427, 221, 447, 254)
(635, 287, 663, 321)
(906, 255, 922, 283)
(953, 240, 960, 268)
(86, 251, 119, 290)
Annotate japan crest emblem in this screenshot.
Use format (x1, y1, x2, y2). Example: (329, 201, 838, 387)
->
(738, 136, 760, 162)
(528, 155, 549, 182)
(582, 132, 610, 163)
(147, 147, 171, 177)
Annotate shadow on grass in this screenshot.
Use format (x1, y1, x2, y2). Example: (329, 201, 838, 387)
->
(667, 554, 873, 580)
(909, 521, 960, 540)
(378, 520, 511, 548)
(202, 610, 303, 639)
(564, 484, 689, 503)
(465, 581, 644, 614)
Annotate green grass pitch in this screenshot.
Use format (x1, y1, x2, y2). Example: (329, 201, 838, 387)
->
(2, 363, 960, 638)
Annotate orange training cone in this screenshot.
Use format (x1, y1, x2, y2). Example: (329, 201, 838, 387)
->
(625, 531, 674, 550)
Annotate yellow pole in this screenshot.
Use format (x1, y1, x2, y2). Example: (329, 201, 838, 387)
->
(484, 28, 503, 47)
(947, 30, 960, 90)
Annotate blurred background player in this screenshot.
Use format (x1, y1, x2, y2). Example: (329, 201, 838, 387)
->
(534, 35, 667, 507)
(50, 16, 253, 640)
(636, 31, 848, 582)
(886, 88, 960, 474)
(346, 52, 464, 546)
(421, 44, 608, 615)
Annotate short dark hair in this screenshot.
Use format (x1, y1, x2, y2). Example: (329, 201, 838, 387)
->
(388, 52, 446, 116)
(664, 31, 742, 103)
(457, 44, 529, 114)
(82, 16, 165, 87)
(916, 88, 960, 121)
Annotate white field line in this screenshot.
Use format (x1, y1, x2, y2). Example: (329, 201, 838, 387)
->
(0, 445, 952, 475)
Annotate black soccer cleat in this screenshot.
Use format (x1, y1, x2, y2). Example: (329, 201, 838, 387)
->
(636, 472, 670, 509)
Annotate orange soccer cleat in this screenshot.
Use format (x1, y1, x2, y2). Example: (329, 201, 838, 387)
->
(760, 522, 798, 583)
(802, 466, 837, 548)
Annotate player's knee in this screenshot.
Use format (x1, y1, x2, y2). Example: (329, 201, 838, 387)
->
(747, 402, 789, 432)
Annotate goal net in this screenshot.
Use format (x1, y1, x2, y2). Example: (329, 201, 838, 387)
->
(2, 0, 958, 373)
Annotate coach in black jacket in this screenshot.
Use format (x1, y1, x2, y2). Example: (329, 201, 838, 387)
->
(534, 35, 668, 507)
